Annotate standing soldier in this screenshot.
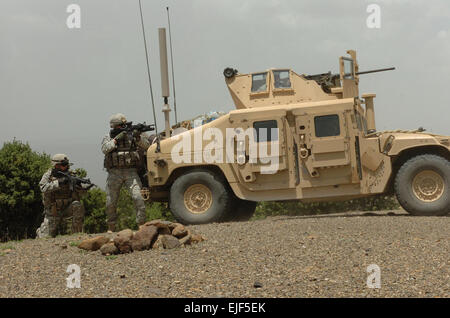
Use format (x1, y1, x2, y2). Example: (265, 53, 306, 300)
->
(102, 113, 151, 232)
(36, 154, 90, 238)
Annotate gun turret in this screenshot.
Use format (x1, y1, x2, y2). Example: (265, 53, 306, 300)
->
(304, 67, 395, 93)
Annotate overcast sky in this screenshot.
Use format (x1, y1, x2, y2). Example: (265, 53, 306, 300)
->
(1, 0, 449, 187)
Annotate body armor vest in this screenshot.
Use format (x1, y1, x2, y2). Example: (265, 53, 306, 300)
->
(43, 171, 75, 213)
(104, 135, 140, 169)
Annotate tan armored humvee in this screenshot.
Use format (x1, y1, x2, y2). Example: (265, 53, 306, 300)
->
(144, 50, 450, 224)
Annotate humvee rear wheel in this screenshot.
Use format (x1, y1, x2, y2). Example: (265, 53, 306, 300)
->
(395, 154, 450, 216)
(169, 170, 233, 224)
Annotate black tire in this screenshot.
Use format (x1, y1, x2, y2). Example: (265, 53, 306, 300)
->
(226, 198, 257, 222)
(395, 154, 450, 216)
(169, 170, 234, 224)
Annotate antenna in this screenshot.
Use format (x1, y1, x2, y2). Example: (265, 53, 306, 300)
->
(138, 0, 158, 134)
(159, 28, 171, 138)
(166, 6, 178, 124)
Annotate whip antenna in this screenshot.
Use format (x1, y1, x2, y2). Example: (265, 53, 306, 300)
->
(138, 0, 158, 134)
(166, 7, 178, 124)
(159, 28, 172, 138)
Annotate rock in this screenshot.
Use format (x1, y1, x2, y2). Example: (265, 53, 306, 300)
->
(144, 219, 172, 235)
(168, 222, 183, 231)
(131, 225, 158, 251)
(100, 242, 119, 255)
(172, 225, 188, 238)
(179, 234, 191, 245)
(144, 219, 172, 228)
(152, 235, 164, 249)
(161, 235, 181, 249)
(113, 229, 134, 253)
(78, 236, 110, 251)
(253, 281, 263, 288)
(190, 233, 205, 244)
(158, 227, 172, 235)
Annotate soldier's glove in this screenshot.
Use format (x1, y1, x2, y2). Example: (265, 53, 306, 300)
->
(114, 131, 127, 141)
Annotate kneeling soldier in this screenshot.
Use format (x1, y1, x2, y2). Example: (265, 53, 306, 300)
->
(36, 154, 90, 238)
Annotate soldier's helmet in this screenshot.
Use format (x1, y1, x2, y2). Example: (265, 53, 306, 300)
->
(109, 113, 127, 128)
(51, 153, 71, 167)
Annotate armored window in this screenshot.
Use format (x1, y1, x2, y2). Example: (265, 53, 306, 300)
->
(314, 114, 340, 137)
(253, 120, 278, 142)
(273, 70, 291, 89)
(343, 58, 354, 80)
(251, 73, 268, 93)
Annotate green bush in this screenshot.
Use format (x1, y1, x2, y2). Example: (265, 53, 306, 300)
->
(115, 188, 173, 231)
(254, 195, 399, 219)
(0, 140, 51, 241)
(82, 188, 107, 234)
(81, 187, 172, 233)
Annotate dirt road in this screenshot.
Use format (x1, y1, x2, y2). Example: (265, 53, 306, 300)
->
(0, 210, 448, 297)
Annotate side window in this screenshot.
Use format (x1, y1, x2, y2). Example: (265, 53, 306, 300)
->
(253, 120, 278, 142)
(314, 114, 340, 137)
(251, 73, 268, 93)
(273, 70, 291, 89)
(342, 58, 354, 80)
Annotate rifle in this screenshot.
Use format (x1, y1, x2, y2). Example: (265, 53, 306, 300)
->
(110, 121, 155, 139)
(57, 171, 96, 191)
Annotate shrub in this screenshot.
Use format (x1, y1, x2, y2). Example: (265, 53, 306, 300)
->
(254, 195, 399, 219)
(82, 188, 107, 234)
(82, 187, 173, 233)
(0, 140, 51, 241)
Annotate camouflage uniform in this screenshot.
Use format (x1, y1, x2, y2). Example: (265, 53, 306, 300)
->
(36, 168, 88, 238)
(102, 131, 151, 230)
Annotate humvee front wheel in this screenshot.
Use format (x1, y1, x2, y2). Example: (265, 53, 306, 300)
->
(395, 154, 450, 216)
(169, 170, 233, 224)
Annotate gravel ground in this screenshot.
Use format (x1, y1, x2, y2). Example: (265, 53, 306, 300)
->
(0, 210, 448, 298)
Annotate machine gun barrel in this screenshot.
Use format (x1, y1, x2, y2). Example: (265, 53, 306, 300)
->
(356, 67, 395, 75)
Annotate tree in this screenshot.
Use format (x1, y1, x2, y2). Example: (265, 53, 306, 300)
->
(82, 188, 107, 233)
(0, 140, 51, 241)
